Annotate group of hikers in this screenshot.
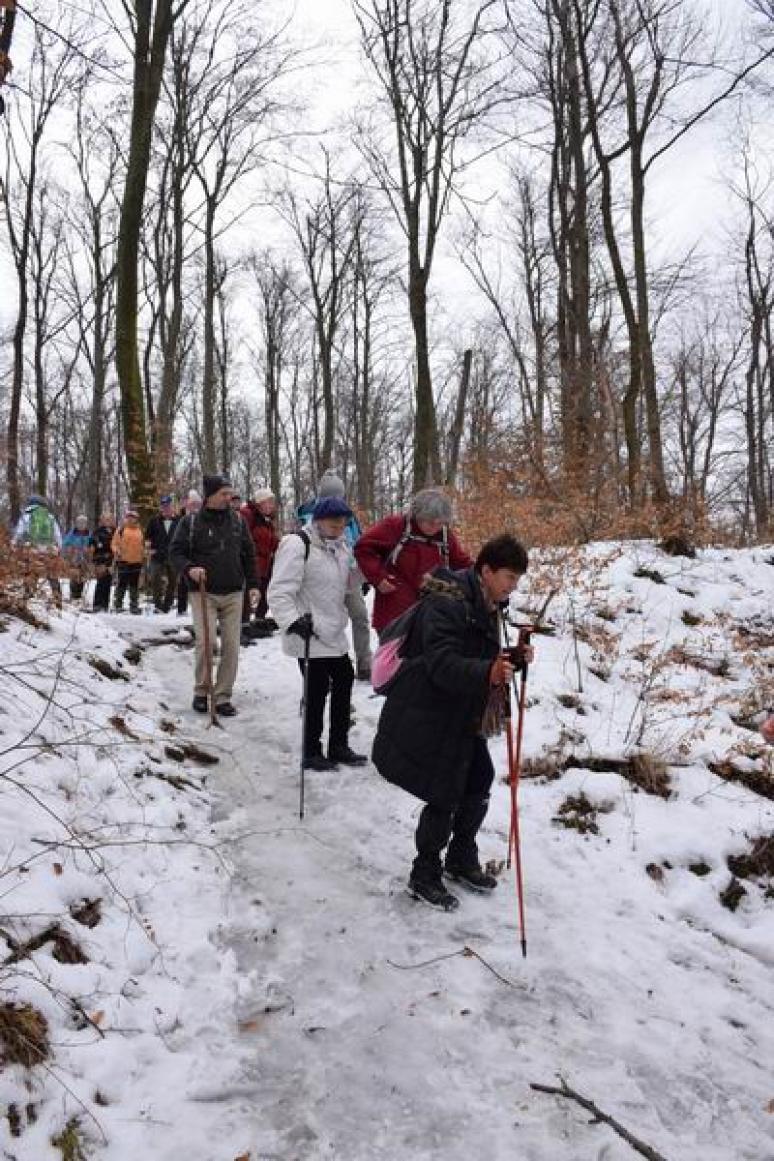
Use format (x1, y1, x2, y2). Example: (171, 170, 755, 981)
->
(11, 472, 536, 911)
(10, 487, 277, 626)
(18, 474, 773, 913)
(166, 471, 536, 913)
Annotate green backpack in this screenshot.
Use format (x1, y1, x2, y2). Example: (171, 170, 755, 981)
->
(27, 505, 56, 547)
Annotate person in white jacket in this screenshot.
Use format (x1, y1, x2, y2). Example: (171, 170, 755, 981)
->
(269, 496, 368, 771)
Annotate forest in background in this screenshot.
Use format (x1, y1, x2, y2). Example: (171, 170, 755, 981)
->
(1, 0, 774, 544)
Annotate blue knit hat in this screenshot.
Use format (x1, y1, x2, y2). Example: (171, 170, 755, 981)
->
(312, 496, 352, 521)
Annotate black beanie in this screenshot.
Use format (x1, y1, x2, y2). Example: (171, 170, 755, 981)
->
(203, 474, 231, 499)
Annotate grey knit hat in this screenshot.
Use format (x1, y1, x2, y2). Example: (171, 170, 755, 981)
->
(410, 488, 453, 523)
(317, 470, 346, 499)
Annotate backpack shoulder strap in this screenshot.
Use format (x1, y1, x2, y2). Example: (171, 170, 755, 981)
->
(387, 515, 412, 567)
(294, 528, 311, 561)
(188, 513, 197, 555)
(441, 524, 450, 565)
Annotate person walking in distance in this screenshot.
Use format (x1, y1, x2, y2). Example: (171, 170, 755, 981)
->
(372, 534, 532, 911)
(144, 494, 180, 612)
(170, 475, 258, 717)
(12, 493, 64, 607)
(62, 515, 91, 604)
(111, 510, 145, 614)
(269, 496, 367, 770)
(241, 488, 280, 627)
(175, 491, 201, 615)
(297, 470, 373, 678)
(355, 488, 471, 640)
(89, 510, 116, 612)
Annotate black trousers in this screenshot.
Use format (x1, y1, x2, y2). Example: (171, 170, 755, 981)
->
(298, 654, 354, 757)
(114, 564, 141, 611)
(70, 571, 86, 600)
(93, 570, 112, 611)
(177, 575, 188, 614)
(412, 736, 495, 883)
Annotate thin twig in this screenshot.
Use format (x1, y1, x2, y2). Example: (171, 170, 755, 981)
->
(387, 949, 467, 972)
(461, 945, 524, 989)
(530, 1077, 670, 1161)
(387, 945, 524, 990)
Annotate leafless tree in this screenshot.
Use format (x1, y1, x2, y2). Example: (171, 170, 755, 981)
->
(354, 0, 504, 487)
(283, 157, 359, 475)
(0, 15, 83, 520)
(115, 0, 193, 520)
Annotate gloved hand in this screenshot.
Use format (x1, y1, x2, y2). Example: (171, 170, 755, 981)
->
(287, 613, 314, 641)
(505, 643, 534, 671)
(489, 655, 515, 686)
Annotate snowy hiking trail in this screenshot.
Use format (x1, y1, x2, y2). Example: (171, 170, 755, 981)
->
(139, 545, 774, 1161)
(2, 541, 774, 1160)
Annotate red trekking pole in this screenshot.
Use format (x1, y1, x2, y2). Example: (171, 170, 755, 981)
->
(500, 614, 532, 958)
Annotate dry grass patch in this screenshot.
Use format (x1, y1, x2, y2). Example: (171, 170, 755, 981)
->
(0, 1002, 50, 1068)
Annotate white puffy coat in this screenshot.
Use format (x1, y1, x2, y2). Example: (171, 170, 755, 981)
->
(268, 525, 354, 659)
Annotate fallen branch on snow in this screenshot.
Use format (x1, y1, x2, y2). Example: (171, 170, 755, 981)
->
(530, 1076, 670, 1161)
(387, 945, 525, 990)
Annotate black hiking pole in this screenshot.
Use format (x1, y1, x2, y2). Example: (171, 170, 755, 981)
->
(289, 613, 314, 820)
(299, 630, 311, 820)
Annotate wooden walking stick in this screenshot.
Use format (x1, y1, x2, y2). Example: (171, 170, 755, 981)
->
(198, 574, 220, 728)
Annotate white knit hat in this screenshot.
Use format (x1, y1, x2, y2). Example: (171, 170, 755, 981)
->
(253, 488, 275, 504)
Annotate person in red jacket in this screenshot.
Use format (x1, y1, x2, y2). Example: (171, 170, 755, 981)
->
(355, 488, 472, 636)
(240, 488, 280, 627)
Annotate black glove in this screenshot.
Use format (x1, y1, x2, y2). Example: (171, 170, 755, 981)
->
(287, 613, 314, 641)
(505, 644, 528, 672)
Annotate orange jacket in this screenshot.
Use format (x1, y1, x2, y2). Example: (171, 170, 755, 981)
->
(111, 524, 145, 565)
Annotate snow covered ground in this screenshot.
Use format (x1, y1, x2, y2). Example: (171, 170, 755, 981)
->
(1, 541, 774, 1160)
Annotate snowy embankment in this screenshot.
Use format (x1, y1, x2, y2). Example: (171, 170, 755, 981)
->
(2, 541, 774, 1160)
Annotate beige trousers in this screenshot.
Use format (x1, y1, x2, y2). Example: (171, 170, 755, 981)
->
(191, 589, 243, 702)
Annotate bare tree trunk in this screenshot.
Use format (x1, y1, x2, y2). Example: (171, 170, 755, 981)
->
(115, 0, 184, 522)
(355, 0, 499, 490)
(445, 349, 472, 488)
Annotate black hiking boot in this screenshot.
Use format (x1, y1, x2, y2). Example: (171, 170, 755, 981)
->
(303, 753, 339, 771)
(328, 745, 368, 767)
(216, 701, 237, 717)
(407, 875, 460, 912)
(192, 695, 208, 713)
(444, 863, 498, 892)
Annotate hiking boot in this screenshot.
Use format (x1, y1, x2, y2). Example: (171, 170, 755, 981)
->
(444, 863, 498, 892)
(130, 605, 141, 616)
(216, 701, 237, 717)
(408, 875, 460, 912)
(328, 745, 368, 767)
(303, 753, 339, 771)
(356, 663, 372, 682)
(192, 695, 208, 713)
